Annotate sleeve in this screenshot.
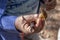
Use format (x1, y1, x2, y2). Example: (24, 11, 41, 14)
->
(1, 16, 18, 33)
(0, 0, 8, 28)
(0, 0, 8, 17)
(0, 0, 18, 33)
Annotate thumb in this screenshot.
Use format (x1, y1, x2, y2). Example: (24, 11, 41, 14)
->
(35, 17, 45, 28)
(35, 18, 40, 27)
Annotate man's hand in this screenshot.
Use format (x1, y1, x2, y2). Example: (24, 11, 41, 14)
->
(15, 14, 45, 35)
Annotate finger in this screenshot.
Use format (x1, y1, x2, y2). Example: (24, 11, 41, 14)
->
(23, 24, 34, 34)
(23, 22, 27, 29)
(35, 18, 41, 27)
(23, 14, 38, 22)
(27, 26, 34, 33)
(23, 24, 29, 30)
(22, 24, 29, 33)
(34, 28, 40, 33)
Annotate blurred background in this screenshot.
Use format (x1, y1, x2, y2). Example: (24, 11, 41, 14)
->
(27, 0, 60, 40)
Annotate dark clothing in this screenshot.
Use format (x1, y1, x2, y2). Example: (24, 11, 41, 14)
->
(0, 0, 43, 40)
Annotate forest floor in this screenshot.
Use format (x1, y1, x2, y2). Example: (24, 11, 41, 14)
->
(26, 0, 60, 40)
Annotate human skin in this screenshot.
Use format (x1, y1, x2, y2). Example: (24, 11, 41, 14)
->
(15, 14, 45, 35)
